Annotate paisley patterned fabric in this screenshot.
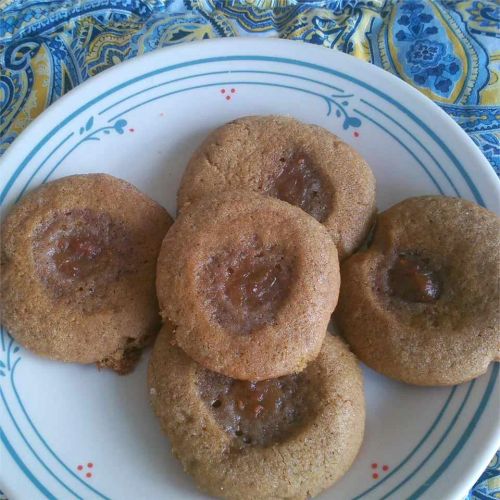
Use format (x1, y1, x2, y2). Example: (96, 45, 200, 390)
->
(466, 451, 500, 500)
(1, 0, 499, 172)
(0, 0, 499, 496)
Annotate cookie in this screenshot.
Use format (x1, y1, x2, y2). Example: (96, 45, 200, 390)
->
(156, 190, 340, 381)
(148, 323, 365, 500)
(177, 115, 376, 259)
(1, 174, 173, 374)
(336, 195, 500, 386)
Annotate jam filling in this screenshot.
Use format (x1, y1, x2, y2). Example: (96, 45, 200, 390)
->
(33, 209, 132, 298)
(198, 370, 311, 447)
(202, 239, 293, 334)
(388, 254, 441, 303)
(266, 153, 331, 222)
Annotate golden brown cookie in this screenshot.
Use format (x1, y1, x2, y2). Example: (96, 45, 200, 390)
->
(156, 190, 340, 381)
(336, 195, 500, 386)
(177, 115, 376, 259)
(148, 323, 365, 500)
(1, 174, 173, 374)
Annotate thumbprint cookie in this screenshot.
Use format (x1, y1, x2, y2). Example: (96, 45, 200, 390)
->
(336, 195, 500, 385)
(156, 190, 340, 380)
(148, 323, 365, 500)
(1, 174, 172, 374)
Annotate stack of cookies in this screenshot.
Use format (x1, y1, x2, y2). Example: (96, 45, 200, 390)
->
(151, 190, 366, 499)
(149, 115, 498, 498)
(150, 116, 375, 498)
(1, 115, 499, 500)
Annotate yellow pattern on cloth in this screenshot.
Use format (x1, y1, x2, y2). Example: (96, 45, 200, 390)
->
(1, 0, 498, 171)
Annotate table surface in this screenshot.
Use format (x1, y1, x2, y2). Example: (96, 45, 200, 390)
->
(0, 1, 498, 499)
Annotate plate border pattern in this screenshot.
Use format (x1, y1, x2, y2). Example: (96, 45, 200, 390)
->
(0, 54, 497, 499)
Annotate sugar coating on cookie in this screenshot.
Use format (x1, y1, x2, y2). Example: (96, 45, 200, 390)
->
(1, 174, 173, 374)
(148, 324, 365, 500)
(156, 190, 340, 381)
(177, 115, 376, 259)
(336, 195, 500, 386)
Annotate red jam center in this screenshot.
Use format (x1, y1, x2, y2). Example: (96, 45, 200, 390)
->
(202, 239, 293, 334)
(54, 234, 104, 278)
(266, 154, 332, 222)
(225, 254, 286, 311)
(198, 370, 311, 447)
(33, 209, 131, 298)
(388, 254, 441, 303)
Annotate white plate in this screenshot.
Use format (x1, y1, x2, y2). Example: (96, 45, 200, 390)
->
(0, 38, 499, 500)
